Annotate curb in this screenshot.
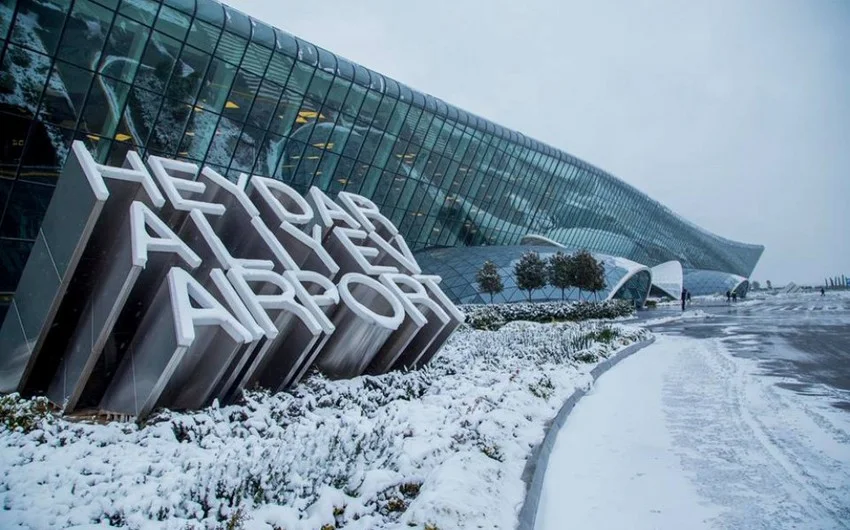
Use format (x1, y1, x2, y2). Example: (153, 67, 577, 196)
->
(516, 336, 657, 530)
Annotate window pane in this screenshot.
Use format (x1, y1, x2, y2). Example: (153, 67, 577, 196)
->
(0, 239, 34, 292)
(246, 78, 281, 129)
(10, 0, 71, 56)
(57, 0, 113, 68)
(205, 115, 242, 166)
(222, 69, 259, 123)
(215, 30, 247, 66)
(187, 18, 221, 51)
(287, 60, 314, 95)
(135, 31, 181, 94)
(241, 41, 271, 77)
(197, 57, 235, 112)
(195, 0, 223, 26)
(154, 4, 189, 41)
(0, 45, 51, 117)
(178, 108, 218, 160)
(148, 97, 192, 154)
(100, 15, 150, 83)
(125, 86, 162, 146)
(119, 0, 159, 25)
(265, 52, 293, 86)
(165, 46, 208, 103)
(0, 112, 30, 179)
(39, 61, 93, 128)
(306, 68, 333, 104)
(0, 180, 53, 239)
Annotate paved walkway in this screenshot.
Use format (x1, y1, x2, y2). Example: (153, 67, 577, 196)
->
(536, 294, 850, 529)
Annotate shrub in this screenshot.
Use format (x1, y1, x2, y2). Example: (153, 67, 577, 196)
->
(460, 300, 634, 330)
(0, 393, 52, 433)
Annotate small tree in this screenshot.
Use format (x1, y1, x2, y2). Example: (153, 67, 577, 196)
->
(475, 260, 503, 303)
(547, 251, 575, 300)
(514, 251, 548, 302)
(573, 250, 605, 301)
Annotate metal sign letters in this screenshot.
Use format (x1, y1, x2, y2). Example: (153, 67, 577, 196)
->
(0, 142, 462, 419)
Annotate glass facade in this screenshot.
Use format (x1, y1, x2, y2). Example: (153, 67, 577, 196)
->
(0, 0, 763, 315)
(415, 246, 652, 305)
(683, 269, 750, 298)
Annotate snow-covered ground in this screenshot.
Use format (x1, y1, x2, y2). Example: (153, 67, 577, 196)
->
(0, 321, 648, 530)
(536, 333, 850, 529)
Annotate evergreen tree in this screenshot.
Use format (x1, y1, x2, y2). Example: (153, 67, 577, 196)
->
(573, 250, 606, 301)
(514, 251, 548, 302)
(547, 251, 575, 300)
(475, 260, 503, 303)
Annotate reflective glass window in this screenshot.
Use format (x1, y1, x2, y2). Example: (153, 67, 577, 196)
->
(265, 52, 293, 86)
(165, 45, 209, 103)
(197, 57, 236, 112)
(251, 20, 275, 49)
(154, 5, 190, 41)
(253, 131, 284, 177)
(164, 0, 194, 15)
(120, 0, 161, 26)
(205, 115, 240, 166)
(148, 97, 192, 153)
(187, 18, 221, 50)
(195, 0, 223, 26)
(57, 0, 113, 68)
(323, 75, 351, 112)
(215, 30, 247, 66)
(306, 68, 333, 104)
(341, 82, 366, 117)
(274, 28, 297, 57)
(223, 5, 250, 38)
(287, 60, 314, 95)
(241, 41, 271, 77)
(39, 61, 92, 129)
(246, 79, 281, 129)
(178, 108, 217, 160)
(81, 76, 131, 140)
(222, 69, 259, 123)
(136, 31, 181, 94)
(268, 88, 302, 137)
(10, 0, 71, 56)
(295, 37, 317, 66)
(0, 45, 50, 117)
(0, 180, 52, 239)
(229, 125, 262, 172)
(100, 15, 150, 83)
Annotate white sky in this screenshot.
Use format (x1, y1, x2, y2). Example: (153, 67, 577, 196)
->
(227, 0, 850, 285)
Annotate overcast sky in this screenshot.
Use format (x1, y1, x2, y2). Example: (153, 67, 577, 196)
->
(228, 0, 849, 285)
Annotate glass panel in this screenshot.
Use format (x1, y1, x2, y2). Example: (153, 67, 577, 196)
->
(223, 5, 250, 38)
(165, 45, 208, 103)
(178, 108, 218, 160)
(253, 132, 284, 177)
(125, 85, 162, 146)
(187, 18, 220, 50)
(241, 41, 271, 77)
(155, 4, 190, 41)
(0, 112, 30, 179)
(215, 30, 247, 66)
(229, 125, 262, 172)
(265, 52, 293, 86)
(246, 78, 281, 129)
(0, 239, 34, 292)
(135, 30, 181, 94)
(287, 60, 314, 95)
(0, 180, 53, 239)
(274, 28, 297, 57)
(148, 97, 191, 154)
(306, 68, 333, 104)
(119, 0, 159, 25)
(0, 0, 12, 41)
(39, 61, 93, 129)
(100, 15, 150, 83)
(57, 0, 113, 68)
(197, 57, 235, 112)
(10, 0, 71, 56)
(251, 20, 275, 49)
(268, 88, 302, 137)
(195, 0, 223, 26)
(0, 45, 50, 117)
(164, 0, 194, 15)
(204, 115, 241, 166)
(18, 125, 73, 184)
(222, 69, 259, 123)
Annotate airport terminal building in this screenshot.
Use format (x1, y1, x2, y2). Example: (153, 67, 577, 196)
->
(0, 0, 763, 315)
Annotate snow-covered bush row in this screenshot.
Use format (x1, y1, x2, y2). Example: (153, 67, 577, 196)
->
(0, 321, 648, 530)
(461, 299, 635, 330)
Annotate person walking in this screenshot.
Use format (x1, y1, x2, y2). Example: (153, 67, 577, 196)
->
(681, 288, 687, 311)
(821, 287, 826, 296)
(687, 290, 692, 305)
(726, 290, 731, 303)
(732, 292, 738, 303)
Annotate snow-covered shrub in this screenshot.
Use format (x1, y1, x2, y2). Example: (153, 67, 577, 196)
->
(0, 393, 52, 433)
(461, 299, 634, 330)
(0, 321, 649, 529)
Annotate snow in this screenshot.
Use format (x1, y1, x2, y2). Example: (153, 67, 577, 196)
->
(0, 320, 648, 530)
(536, 334, 850, 529)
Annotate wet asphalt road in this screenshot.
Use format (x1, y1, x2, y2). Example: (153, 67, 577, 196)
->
(638, 294, 850, 411)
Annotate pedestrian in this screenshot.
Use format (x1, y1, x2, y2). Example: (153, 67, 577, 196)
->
(821, 287, 825, 296)
(681, 288, 687, 311)
(687, 291, 692, 305)
(726, 290, 731, 303)
(732, 292, 738, 303)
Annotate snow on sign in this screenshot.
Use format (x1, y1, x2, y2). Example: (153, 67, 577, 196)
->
(0, 141, 463, 419)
